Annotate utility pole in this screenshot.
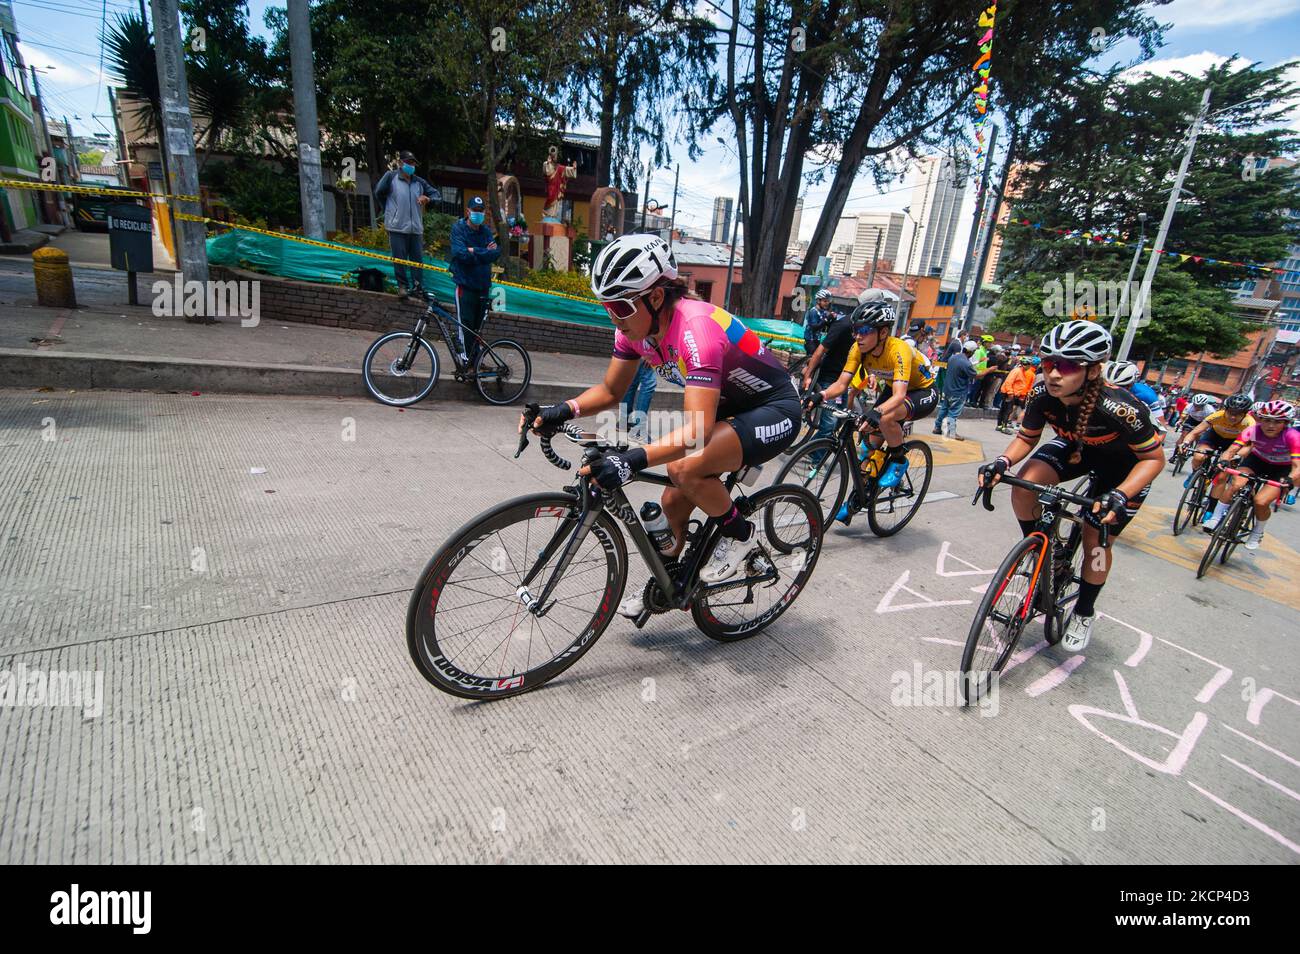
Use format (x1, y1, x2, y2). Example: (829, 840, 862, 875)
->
(641, 160, 653, 232)
(964, 137, 1013, 334)
(107, 88, 130, 187)
(953, 126, 997, 336)
(287, 0, 326, 239)
(866, 231, 882, 288)
(667, 163, 680, 239)
(1110, 213, 1148, 336)
(1118, 87, 1212, 363)
(149, 0, 209, 297)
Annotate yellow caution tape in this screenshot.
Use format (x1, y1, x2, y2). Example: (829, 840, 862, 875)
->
(0, 177, 200, 203)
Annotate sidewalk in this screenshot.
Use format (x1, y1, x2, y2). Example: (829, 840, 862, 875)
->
(0, 260, 672, 404)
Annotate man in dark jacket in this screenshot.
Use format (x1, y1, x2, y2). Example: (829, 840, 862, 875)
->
(449, 196, 500, 366)
(373, 150, 438, 298)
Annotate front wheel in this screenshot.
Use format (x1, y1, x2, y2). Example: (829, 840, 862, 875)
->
(1220, 501, 1253, 565)
(1196, 507, 1232, 579)
(407, 492, 628, 699)
(363, 331, 439, 406)
(867, 439, 933, 536)
(693, 484, 824, 642)
(475, 339, 532, 405)
(961, 534, 1046, 705)
(1173, 468, 1208, 536)
(770, 437, 849, 534)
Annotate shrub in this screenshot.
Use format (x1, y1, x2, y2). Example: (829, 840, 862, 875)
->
(511, 267, 597, 300)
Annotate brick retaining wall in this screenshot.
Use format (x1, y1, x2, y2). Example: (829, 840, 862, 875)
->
(210, 266, 616, 357)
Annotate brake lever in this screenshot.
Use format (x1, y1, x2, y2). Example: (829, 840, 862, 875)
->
(971, 480, 996, 511)
(515, 402, 540, 459)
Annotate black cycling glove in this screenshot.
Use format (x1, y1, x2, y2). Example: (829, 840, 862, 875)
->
(978, 456, 1011, 485)
(532, 402, 576, 436)
(803, 390, 824, 409)
(1096, 489, 1129, 523)
(589, 448, 648, 490)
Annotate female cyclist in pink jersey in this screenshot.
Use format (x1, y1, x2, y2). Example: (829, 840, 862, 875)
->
(521, 234, 801, 615)
(1202, 400, 1300, 550)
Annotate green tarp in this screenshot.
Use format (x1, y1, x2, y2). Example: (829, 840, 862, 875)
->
(206, 229, 807, 351)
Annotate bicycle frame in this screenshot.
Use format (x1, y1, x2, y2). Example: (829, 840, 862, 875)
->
(403, 294, 494, 375)
(512, 428, 762, 620)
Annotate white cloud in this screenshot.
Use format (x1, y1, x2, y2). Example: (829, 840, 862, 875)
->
(18, 43, 100, 87)
(1122, 50, 1236, 80)
(1155, 0, 1300, 29)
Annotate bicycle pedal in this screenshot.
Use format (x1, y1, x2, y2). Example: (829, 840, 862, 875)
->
(632, 608, 652, 629)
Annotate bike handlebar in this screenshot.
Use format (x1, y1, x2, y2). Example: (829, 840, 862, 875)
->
(972, 472, 1111, 547)
(1216, 465, 1293, 490)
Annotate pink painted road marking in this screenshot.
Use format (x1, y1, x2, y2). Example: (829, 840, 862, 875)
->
(1025, 655, 1086, 696)
(1188, 781, 1299, 856)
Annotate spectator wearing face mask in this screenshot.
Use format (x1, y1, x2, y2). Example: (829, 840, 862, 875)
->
(448, 196, 501, 366)
(374, 150, 438, 298)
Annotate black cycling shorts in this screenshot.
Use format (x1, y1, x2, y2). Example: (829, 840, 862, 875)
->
(721, 396, 802, 466)
(1026, 437, 1151, 537)
(873, 386, 938, 421)
(1194, 431, 1235, 453)
(1238, 453, 1293, 485)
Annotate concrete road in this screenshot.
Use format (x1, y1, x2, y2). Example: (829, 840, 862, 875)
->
(0, 389, 1296, 863)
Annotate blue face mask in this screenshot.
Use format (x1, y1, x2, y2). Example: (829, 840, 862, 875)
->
(401, 163, 415, 176)
(469, 211, 485, 225)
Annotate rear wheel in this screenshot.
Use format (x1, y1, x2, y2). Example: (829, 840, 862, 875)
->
(1043, 521, 1084, 646)
(867, 439, 933, 537)
(960, 535, 1046, 705)
(474, 339, 531, 405)
(407, 492, 627, 699)
(770, 438, 848, 534)
(694, 485, 823, 642)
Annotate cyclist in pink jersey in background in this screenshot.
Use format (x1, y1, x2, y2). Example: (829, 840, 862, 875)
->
(521, 235, 801, 616)
(1202, 400, 1300, 550)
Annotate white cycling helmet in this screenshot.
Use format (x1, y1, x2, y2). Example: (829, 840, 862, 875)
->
(1191, 393, 1215, 407)
(1039, 319, 1112, 363)
(590, 233, 678, 300)
(1102, 360, 1139, 388)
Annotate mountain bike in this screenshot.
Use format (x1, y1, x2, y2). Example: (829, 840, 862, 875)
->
(771, 403, 930, 537)
(959, 474, 1108, 705)
(363, 290, 531, 406)
(406, 406, 825, 699)
(1172, 446, 1222, 536)
(1195, 465, 1288, 579)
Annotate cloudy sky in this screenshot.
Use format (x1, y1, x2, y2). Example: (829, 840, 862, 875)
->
(14, 0, 1300, 258)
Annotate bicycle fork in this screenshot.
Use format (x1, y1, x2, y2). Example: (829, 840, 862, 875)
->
(515, 486, 604, 618)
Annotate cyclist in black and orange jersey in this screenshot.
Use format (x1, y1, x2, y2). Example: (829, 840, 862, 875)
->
(1177, 392, 1254, 481)
(805, 299, 937, 489)
(977, 320, 1165, 653)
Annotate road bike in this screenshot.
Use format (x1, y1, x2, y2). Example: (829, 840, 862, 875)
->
(1168, 441, 1193, 476)
(959, 474, 1109, 705)
(772, 402, 929, 537)
(1172, 446, 1222, 536)
(363, 290, 531, 406)
(406, 406, 824, 699)
(1195, 465, 1288, 579)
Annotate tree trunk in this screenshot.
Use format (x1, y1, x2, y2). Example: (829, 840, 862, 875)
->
(596, 31, 617, 189)
(363, 109, 383, 204)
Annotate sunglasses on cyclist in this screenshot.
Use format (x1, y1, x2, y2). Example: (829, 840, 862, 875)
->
(852, 324, 880, 337)
(600, 298, 641, 322)
(1040, 357, 1084, 376)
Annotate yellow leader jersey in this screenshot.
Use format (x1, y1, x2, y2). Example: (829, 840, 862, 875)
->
(843, 337, 936, 391)
(1202, 409, 1254, 440)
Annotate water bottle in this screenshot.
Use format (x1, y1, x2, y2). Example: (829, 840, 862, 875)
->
(1286, 488, 1297, 506)
(640, 501, 675, 553)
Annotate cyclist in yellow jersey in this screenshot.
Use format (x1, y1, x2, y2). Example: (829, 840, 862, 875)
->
(1178, 392, 1254, 478)
(805, 299, 938, 489)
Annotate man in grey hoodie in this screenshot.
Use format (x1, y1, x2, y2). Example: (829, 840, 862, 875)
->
(374, 150, 438, 298)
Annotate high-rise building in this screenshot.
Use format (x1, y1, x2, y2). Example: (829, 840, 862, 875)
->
(981, 162, 1035, 284)
(850, 212, 904, 274)
(787, 197, 803, 250)
(711, 196, 733, 243)
(897, 155, 967, 278)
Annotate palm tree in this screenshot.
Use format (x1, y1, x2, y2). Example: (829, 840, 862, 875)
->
(103, 13, 160, 137)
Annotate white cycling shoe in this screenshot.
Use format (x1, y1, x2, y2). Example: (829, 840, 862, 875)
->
(700, 532, 756, 584)
(617, 593, 645, 619)
(1245, 528, 1265, 551)
(1061, 612, 1095, 653)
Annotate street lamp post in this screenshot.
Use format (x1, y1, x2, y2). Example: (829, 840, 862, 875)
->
(1111, 212, 1147, 337)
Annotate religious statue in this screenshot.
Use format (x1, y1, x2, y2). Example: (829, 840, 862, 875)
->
(542, 145, 577, 222)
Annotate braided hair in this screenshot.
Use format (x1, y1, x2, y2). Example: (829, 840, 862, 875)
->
(1068, 369, 1105, 466)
